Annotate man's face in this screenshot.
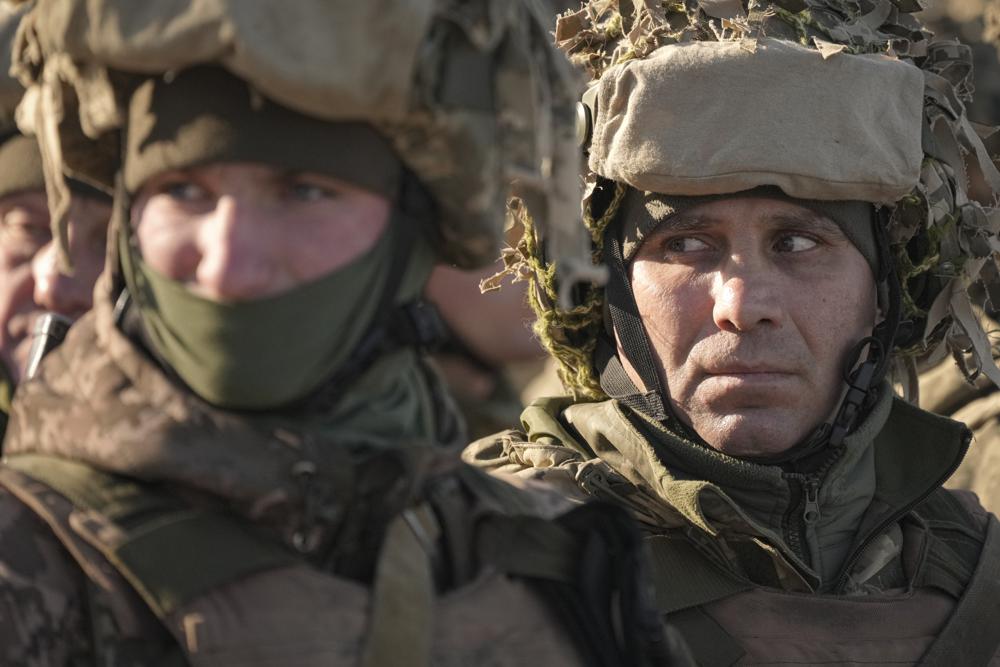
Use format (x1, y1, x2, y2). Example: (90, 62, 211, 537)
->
(625, 196, 877, 457)
(131, 162, 390, 301)
(0, 190, 111, 383)
(32, 194, 113, 321)
(0, 191, 49, 383)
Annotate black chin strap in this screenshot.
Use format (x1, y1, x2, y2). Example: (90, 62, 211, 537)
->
(598, 224, 669, 421)
(827, 209, 902, 447)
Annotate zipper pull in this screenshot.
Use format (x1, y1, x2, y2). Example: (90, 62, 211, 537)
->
(803, 477, 821, 526)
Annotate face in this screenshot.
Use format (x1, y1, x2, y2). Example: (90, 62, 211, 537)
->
(32, 194, 113, 321)
(130, 163, 391, 302)
(625, 196, 877, 458)
(0, 191, 49, 383)
(0, 190, 111, 383)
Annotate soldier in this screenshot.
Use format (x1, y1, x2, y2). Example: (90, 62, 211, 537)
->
(0, 4, 112, 436)
(0, 2, 689, 665)
(466, 0, 1000, 663)
(0, 120, 111, 436)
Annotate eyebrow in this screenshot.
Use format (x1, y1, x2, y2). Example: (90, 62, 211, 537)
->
(652, 208, 844, 236)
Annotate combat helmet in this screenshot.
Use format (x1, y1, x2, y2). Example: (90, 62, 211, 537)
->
(9, 0, 587, 411)
(11, 0, 583, 272)
(493, 0, 1000, 445)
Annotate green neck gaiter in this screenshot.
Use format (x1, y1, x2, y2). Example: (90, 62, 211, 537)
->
(120, 225, 396, 411)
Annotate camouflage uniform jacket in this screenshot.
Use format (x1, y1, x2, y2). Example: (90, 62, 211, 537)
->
(464, 388, 1000, 665)
(0, 287, 664, 667)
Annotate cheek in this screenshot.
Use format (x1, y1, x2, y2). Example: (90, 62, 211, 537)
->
(630, 261, 711, 360)
(132, 202, 200, 279)
(0, 260, 36, 319)
(795, 273, 877, 360)
(284, 198, 390, 281)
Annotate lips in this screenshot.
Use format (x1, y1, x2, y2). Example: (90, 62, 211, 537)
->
(703, 364, 795, 376)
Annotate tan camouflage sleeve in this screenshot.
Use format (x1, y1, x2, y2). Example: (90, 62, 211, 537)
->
(0, 490, 92, 666)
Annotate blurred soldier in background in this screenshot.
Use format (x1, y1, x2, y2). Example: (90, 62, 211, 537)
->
(0, 5, 111, 437)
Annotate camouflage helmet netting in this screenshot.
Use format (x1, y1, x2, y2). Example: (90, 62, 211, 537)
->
(502, 0, 1000, 400)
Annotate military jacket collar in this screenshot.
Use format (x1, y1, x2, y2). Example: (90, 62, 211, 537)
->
(514, 387, 970, 589)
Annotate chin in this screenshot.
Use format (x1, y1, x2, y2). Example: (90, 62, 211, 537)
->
(691, 411, 809, 459)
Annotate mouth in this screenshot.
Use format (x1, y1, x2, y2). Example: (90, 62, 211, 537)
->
(704, 364, 795, 376)
(700, 364, 800, 390)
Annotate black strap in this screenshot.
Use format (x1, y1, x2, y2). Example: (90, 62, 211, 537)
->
(668, 607, 745, 667)
(599, 225, 668, 421)
(920, 516, 1000, 665)
(829, 209, 903, 446)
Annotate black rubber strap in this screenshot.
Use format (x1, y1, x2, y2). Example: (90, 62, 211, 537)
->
(920, 516, 1000, 665)
(829, 209, 903, 446)
(599, 225, 668, 421)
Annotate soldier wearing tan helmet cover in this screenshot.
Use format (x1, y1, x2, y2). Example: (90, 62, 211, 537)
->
(0, 2, 691, 665)
(465, 0, 1000, 663)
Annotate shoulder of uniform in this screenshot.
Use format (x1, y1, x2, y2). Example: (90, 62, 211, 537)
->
(0, 486, 91, 665)
(915, 486, 990, 535)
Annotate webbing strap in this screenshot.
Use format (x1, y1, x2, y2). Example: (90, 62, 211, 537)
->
(645, 535, 752, 615)
(668, 607, 745, 667)
(5, 454, 296, 619)
(920, 515, 1000, 666)
(362, 510, 435, 667)
(600, 226, 668, 421)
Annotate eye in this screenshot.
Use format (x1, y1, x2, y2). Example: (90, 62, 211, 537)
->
(774, 234, 817, 253)
(162, 181, 208, 202)
(665, 236, 711, 253)
(288, 182, 335, 203)
(0, 208, 50, 255)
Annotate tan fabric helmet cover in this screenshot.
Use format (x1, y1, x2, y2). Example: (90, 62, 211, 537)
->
(11, 0, 582, 270)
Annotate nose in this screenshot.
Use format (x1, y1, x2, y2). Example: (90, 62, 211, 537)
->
(194, 196, 278, 302)
(31, 241, 92, 320)
(711, 257, 784, 334)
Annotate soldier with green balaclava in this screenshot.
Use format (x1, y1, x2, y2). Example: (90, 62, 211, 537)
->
(0, 2, 690, 665)
(465, 0, 1000, 663)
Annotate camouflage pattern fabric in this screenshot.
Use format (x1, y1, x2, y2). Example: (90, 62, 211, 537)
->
(12, 0, 584, 274)
(0, 490, 93, 666)
(0, 283, 587, 664)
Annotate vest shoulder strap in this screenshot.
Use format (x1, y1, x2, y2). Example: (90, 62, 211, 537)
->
(912, 488, 987, 598)
(2, 453, 297, 620)
(645, 533, 752, 615)
(3, 453, 689, 667)
(919, 514, 1000, 665)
